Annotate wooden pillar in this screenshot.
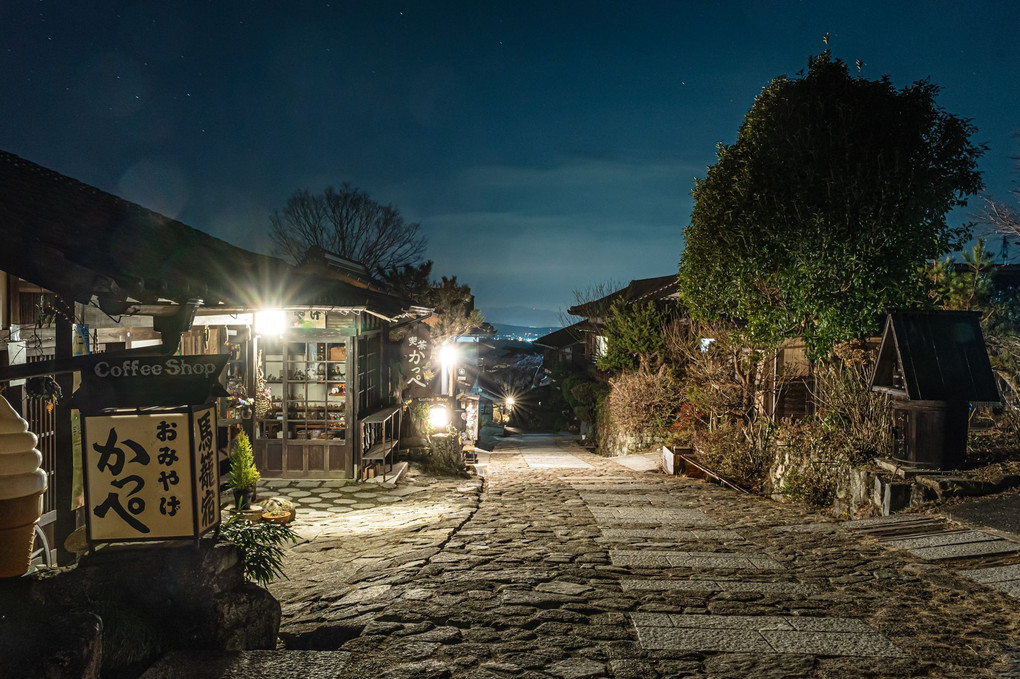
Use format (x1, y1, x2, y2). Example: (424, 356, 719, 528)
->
(54, 314, 76, 565)
(244, 331, 256, 444)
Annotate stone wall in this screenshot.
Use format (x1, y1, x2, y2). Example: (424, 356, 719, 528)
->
(0, 539, 280, 679)
(601, 430, 664, 457)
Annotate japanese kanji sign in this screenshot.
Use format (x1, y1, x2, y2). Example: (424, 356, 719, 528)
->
(192, 405, 219, 534)
(291, 309, 327, 329)
(82, 405, 219, 542)
(400, 324, 433, 399)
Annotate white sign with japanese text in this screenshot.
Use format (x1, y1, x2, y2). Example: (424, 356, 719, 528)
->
(290, 309, 327, 329)
(83, 407, 219, 542)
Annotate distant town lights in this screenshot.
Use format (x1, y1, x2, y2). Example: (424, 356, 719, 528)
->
(254, 309, 286, 336)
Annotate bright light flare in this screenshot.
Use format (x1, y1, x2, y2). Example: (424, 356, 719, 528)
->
(505, 396, 515, 408)
(428, 405, 449, 429)
(254, 309, 287, 336)
(439, 343, 458, 366)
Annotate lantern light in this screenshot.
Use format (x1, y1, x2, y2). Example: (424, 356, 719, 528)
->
(429, 405, 449, 429)
(254, 309, 286, 336)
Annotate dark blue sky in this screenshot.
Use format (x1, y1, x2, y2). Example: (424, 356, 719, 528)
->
(3, 1, 1018, 326)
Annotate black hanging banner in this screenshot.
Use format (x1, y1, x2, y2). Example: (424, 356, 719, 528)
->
(72, 354, 230, 412)
(399, 324, 434, 400)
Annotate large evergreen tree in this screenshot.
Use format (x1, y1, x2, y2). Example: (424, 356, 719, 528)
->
(678, 52, 985, 356)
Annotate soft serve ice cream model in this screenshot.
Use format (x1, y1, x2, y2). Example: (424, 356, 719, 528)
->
(0, 395, 47, 577)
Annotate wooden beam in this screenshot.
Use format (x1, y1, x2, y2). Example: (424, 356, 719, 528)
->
(54, 316, 75, 565)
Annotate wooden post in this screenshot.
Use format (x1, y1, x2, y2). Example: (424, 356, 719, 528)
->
(54, 314, 76, 565)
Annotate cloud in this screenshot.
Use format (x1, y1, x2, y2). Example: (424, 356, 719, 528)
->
(464, 154, 705, 190)
(404, 152, 696, 313)
(425, 209, 682, 312)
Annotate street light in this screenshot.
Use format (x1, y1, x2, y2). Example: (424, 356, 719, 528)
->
(505, 396, 515, 409)
(439, 343, 457, 367)
(439, 343, 458, 396)
(254, 309, 286, 336)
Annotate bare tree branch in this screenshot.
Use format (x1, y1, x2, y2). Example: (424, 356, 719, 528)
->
(269, 183, 427, 275)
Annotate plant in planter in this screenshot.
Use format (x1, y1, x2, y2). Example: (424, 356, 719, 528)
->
(221, 515, 297, 586)
(228, 431, 260, 509)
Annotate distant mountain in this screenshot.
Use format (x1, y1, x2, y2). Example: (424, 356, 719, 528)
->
(491, 323, 561, 339)
(483, 305, 563, 328)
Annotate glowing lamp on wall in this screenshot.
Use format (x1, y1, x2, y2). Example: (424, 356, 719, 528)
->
(439, 343, 458, 367)
(254, 309, 286, 336)
(429, 405, 449, 429)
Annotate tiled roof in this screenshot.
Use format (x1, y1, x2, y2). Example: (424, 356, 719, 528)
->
(567, 275, 678, 318)
(871, 311, 999, 402)
(0, 150, 408, 317)
(534, 321, 589, 348)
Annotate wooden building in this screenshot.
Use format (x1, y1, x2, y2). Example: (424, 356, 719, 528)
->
(0, 150, 421, 561)
(870, 311, 1000, 469)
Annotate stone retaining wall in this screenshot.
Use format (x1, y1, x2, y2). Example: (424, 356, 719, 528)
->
(0, 539, 279, 679)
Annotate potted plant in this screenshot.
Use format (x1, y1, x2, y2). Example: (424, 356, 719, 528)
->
(221, 515, 297, 586)
(228, 431, 260, 509)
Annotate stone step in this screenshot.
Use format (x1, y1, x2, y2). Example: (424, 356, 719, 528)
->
(843, 515, 948, 539)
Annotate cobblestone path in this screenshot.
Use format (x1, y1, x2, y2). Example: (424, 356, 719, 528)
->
(147, 434, 1020, 678)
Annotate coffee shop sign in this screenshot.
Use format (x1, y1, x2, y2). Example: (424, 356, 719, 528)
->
(92, 358, 221, 379)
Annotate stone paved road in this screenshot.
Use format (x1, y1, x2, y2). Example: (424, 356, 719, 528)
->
(147, 434, 1020, 678)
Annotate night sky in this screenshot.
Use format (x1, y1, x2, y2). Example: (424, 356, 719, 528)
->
(3, 1, 1018, 327)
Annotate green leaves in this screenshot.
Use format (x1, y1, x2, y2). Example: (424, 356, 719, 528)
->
(228, 431, 260, 491)
(596, 299, 674, 373)
(678, 52, 984, 357)
(221, 516, 298, 587)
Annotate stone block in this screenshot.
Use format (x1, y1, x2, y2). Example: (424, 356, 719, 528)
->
(3, 540, 281, 677)
(1, 611, 103, 679)
(621, 579, 816, 595)
(960, 563, 1020, 583)
(635, 625, 772, 652)
(910, 483, 937, 507)
(884, 530, 998, 551)
(872, 477, 912, 515)
(915, 475, 998, 500)
(760, 630, 904, 657)
(905, 539, 1020, 561)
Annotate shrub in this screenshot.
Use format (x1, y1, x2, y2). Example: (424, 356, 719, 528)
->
(780, 462, 838, 509)
(692, 419, 776, 492)
(221, 516, 297, 587)
(571, 379, 608, 425)
(812, 340, 891, 463)
(606, 364, 685, 437)
(228, 431, 260, 490)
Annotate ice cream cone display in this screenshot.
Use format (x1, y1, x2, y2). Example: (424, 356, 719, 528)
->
(0, 395, 47, 577)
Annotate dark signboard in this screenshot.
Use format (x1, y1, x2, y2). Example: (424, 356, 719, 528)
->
(72, 355, 230, 411)
(399, 324, 434, 399)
